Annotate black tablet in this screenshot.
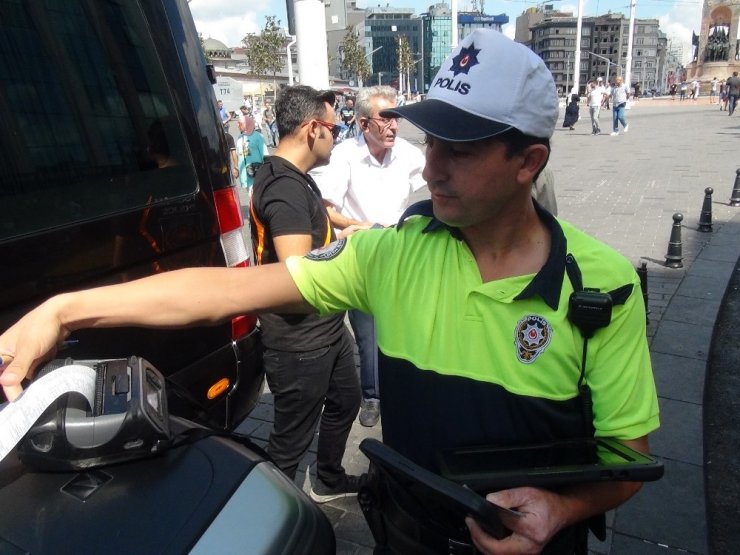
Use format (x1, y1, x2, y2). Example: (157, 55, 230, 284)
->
(359, 438, 520, 540)
(436, 437, 664, 491)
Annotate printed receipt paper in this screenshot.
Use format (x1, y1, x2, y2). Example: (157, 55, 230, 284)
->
(0, 365, 97, 461)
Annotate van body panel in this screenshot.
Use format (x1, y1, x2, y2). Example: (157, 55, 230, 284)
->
(0, 0, 263, 428)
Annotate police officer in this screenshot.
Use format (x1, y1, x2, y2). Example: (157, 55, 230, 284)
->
(1, 30, 658, 555)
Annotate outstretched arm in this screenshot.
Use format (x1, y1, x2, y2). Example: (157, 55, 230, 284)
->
(0, 264, 309, 400)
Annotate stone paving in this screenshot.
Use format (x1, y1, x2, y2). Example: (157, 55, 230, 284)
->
(236, 99, 740, 554)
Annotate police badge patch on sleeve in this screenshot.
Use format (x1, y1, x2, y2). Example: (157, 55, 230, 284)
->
(305, 239, 347, 261)
(514, 315, 552, 363)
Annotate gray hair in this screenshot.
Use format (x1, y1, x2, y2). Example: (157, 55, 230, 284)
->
(355, 86, 397, 118)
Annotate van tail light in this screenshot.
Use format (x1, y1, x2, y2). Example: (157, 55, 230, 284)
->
(212, 187, 257, 339)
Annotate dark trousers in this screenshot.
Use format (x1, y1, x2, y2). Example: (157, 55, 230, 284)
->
(348, 309, 379, 400)
(264, 329, 360, 485)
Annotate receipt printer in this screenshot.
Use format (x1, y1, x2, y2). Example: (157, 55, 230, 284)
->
(18, 356, 171, 471)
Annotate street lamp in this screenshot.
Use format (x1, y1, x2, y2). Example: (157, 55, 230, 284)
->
(585, 50, 620, 82)
(363, 46, 382, 87)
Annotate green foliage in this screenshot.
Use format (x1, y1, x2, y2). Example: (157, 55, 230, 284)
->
(243, 16, 285, 77)
(397, 35, 413, 76)
(340, 28, 370, 82)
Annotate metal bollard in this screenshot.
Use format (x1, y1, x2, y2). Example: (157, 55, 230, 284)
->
(698, 187, 713, 232)
(664, 213, 684, 269)
(636, 261, 650, 323)
(731, 169, 740, 207)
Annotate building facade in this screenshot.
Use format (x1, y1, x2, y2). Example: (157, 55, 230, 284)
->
(323, 0, 366, 82)
(420, 3, 508, 92)
(528, 10, 663, 95)
(363, 6, 422, 90)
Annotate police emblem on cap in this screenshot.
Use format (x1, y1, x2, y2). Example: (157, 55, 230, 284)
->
(450, 44, 481, 76)
(514, 315, 552, 363)
(306, 239, 346, 261)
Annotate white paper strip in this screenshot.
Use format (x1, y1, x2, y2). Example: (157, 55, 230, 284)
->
(0, 365, 97, 461)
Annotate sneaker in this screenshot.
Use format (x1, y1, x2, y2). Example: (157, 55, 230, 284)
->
(610, 131, 618, 136)
(310, 474, 361, 504)
(359, 398, 380, 427)
(623, 125, 629, 133)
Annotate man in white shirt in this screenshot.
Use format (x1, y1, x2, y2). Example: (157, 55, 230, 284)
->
(610, 76, 630, 136)
(587, 80, 607, 135)
(312, 85, 426, 427)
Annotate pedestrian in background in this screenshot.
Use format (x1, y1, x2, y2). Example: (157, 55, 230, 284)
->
(726, 72, 740, 115)
(611, 75, 630, 136)
(679, 80, 688, 101)
(312, 85, 426, 428)
(338, 98, 356, 138)
(691, 79, 700, 101)
(235, 116, 268, 192)
(587, 80, 606, 135)
(562, 93, 579, 131)
(217, 99, 232, 132)
(719, 83, 729, 110)
(710, 77, 718, 104)
(262, 100, 278, 147)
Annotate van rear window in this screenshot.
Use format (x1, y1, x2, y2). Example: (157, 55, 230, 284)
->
(0, 0, 197, 241)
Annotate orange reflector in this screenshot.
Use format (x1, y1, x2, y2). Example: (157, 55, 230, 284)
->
(207, 378, 231, 400)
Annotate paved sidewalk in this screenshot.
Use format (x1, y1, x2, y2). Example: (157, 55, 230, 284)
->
(237, 102, 740, 554)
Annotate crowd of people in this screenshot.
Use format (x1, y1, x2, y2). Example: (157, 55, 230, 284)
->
(3, 30, 660, 555)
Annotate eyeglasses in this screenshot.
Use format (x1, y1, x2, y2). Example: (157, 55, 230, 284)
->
(367, 116, 396, 130)
(313, 119, 341, 140)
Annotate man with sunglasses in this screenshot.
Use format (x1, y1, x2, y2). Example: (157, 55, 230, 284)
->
(248, 85, 361, 503)
(312, 86, 425, 429)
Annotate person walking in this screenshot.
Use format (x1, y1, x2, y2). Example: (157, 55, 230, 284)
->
(720, 83, 729, 110)
(610, 75, 630, 135)
(217, 99, 232, 132)
(311, 85, 426, 428)
(710, 77, 718, 104)
(249, 86, 361, 502)
(338, 98, 356, 138)
(726, 72, 740, 115)
(235, 116, 268, 192)
(562, 93, 579, 130)
(691, 79, 700, 101)
(679, 80, 688, 101)
(586, 81, 606, 135)
(262, 100, 278, 147)
(0, 30, 660, 555)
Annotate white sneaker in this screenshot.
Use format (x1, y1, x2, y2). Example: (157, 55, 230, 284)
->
(623, 125, 629, 133)
(610, 132, 618, 136)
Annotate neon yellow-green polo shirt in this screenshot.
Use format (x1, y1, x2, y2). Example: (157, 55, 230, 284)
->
(286, 202, 660, 470)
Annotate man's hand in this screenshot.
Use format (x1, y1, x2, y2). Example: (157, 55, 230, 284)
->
(0, 298, 69, 401)
(337, 224, 372, 239)
(466, 487, 566, 555)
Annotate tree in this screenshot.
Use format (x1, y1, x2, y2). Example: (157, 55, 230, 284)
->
(397, 35, 413, 95)
(243, 16, 285, 92)
(340, 28, 370, 85)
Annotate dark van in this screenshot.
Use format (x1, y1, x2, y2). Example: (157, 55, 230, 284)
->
(0, 1, 336, 553)
(0, 0, 263, 429)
